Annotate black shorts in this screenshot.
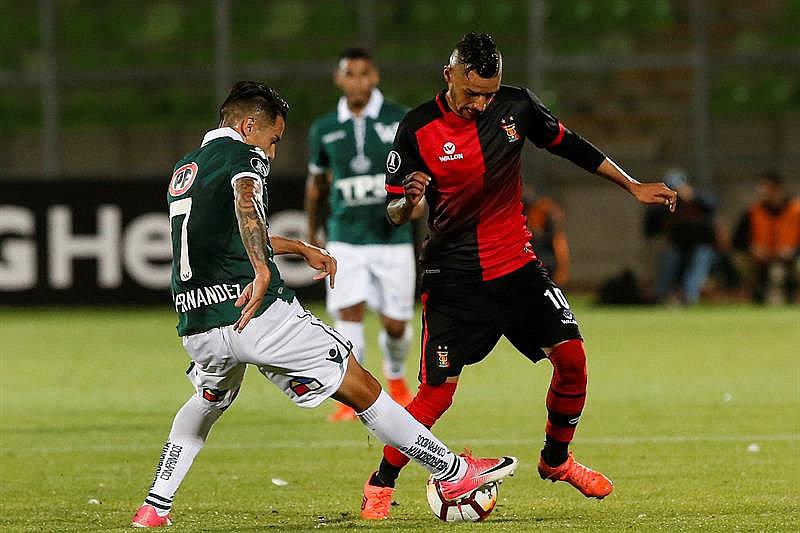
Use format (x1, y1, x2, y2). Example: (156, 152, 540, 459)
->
(418, 260, 582, 385)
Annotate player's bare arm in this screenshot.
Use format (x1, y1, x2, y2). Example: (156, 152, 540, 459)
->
(595, 158, 678, 212)
(270, 236, 337, 289)
(233, 176, 271, 332)
(387, 171, 431, 226)
(304, 172, 329, 247)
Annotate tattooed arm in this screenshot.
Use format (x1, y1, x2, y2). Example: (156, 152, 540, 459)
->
(232, 176, 270, 332)
(231, 177, 338, 331)
(270, 236, 337, 288)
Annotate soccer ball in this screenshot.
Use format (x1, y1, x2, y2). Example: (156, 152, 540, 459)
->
(426, 476, 498, 522)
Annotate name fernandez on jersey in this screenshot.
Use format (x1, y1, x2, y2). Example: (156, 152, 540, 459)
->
(173, 283, 242, 313)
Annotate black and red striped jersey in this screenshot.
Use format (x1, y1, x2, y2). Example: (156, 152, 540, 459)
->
(385, 85, 605, 281)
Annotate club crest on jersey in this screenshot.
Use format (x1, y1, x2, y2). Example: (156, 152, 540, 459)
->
(386, 150, 401, 174)
(289, 377, 322, 397)
(436, 345, 450, 368)
(250, 157, 270, 177)
(500, 116, 520, 142)
(438, 141, 464, 162)
(169, 162, 198, 196)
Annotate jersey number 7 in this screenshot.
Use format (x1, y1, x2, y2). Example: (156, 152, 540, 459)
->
(169, 198, 193, 281)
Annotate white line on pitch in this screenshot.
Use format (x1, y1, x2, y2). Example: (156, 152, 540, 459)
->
(1, 434, 796, 455)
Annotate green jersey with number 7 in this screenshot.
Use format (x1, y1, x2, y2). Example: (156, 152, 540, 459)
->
(167, 127, 294, 336)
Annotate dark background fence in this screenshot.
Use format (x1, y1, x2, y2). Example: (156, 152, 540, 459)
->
(1, 1, 798, 289)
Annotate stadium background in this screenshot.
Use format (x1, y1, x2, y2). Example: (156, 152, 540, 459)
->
(1, 0, 799, 301)
(0, 2, 798, 531)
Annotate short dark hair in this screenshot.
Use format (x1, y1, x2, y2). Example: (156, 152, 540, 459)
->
(453, 32, 501, 78)
(219, 81, 289, 125)
(338, 46, 373, 63)
(762, 170, 784, 187)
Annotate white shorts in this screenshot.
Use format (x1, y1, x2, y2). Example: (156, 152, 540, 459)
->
(325, 241, 415, 321)
(182, 298, 351, 409)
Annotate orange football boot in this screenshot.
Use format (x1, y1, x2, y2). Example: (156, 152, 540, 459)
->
(360, 473, 394, 520)
(327, 403, 357, 422)
(538, 452, 613, 499)
(387, 378, 414, 407)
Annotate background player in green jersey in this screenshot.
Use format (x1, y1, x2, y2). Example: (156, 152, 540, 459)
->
(131, 81, 518, 528)
(306, 48, 418, 421)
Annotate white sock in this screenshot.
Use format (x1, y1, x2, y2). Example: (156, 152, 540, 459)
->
(358, 390, 466, 482)
(380, 325, 412, 379)
(144, 395, 222, 516)
(335, 320, 365, 365)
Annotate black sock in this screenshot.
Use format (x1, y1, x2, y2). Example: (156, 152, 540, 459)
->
(371, 459, 402, 488)
(541, 436, 569, 467)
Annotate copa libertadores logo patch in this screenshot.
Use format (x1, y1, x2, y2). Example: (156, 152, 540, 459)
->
(251, 157, 270, 177)
(386, 150, 401, 174)
(168, 162, 198, 196)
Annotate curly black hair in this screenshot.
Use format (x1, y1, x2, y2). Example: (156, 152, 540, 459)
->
(219, 81, 289, 124)
(453, 32, 501, 78)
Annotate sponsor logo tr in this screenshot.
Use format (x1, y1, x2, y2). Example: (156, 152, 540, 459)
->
(438, 141, 464, 162)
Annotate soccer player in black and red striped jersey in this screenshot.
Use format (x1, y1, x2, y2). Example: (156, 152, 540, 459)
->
(360, 33, 678, 519)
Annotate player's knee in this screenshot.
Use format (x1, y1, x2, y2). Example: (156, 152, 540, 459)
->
(338, 303, 365, 322)
(381, 317, 406, 338)
(549, 339, 587, 387)
(333, 356, 382, 411)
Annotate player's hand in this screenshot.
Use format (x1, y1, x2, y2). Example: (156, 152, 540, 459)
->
(234, 270, 270, 332)
(299, 241, 337, 289)
(403, 171, 431, 207)
(631, 181, 678, 212)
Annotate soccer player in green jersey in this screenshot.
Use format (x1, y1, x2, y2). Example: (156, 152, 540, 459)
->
(306, 48, 417, 421)
(131, 81, 518, 528)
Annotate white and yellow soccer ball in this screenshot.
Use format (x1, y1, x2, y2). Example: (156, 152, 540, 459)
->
(426, 476, 499, 522)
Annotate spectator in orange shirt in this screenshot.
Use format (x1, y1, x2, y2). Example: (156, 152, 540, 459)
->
(734, 171, 800, 304)
(523, 184, 570, 286)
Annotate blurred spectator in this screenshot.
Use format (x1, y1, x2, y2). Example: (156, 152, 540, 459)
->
(733, 171, 800, 304)
(644, 169, 721, 304)
(523, 184, 570, 286)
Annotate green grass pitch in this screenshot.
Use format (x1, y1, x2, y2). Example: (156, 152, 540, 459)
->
(1, 302, 798, 532)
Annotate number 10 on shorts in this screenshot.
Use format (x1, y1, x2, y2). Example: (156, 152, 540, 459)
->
(544, 288, 570, 310)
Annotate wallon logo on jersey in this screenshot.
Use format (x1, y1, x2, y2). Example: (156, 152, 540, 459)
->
(439, 141, 463, 162)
